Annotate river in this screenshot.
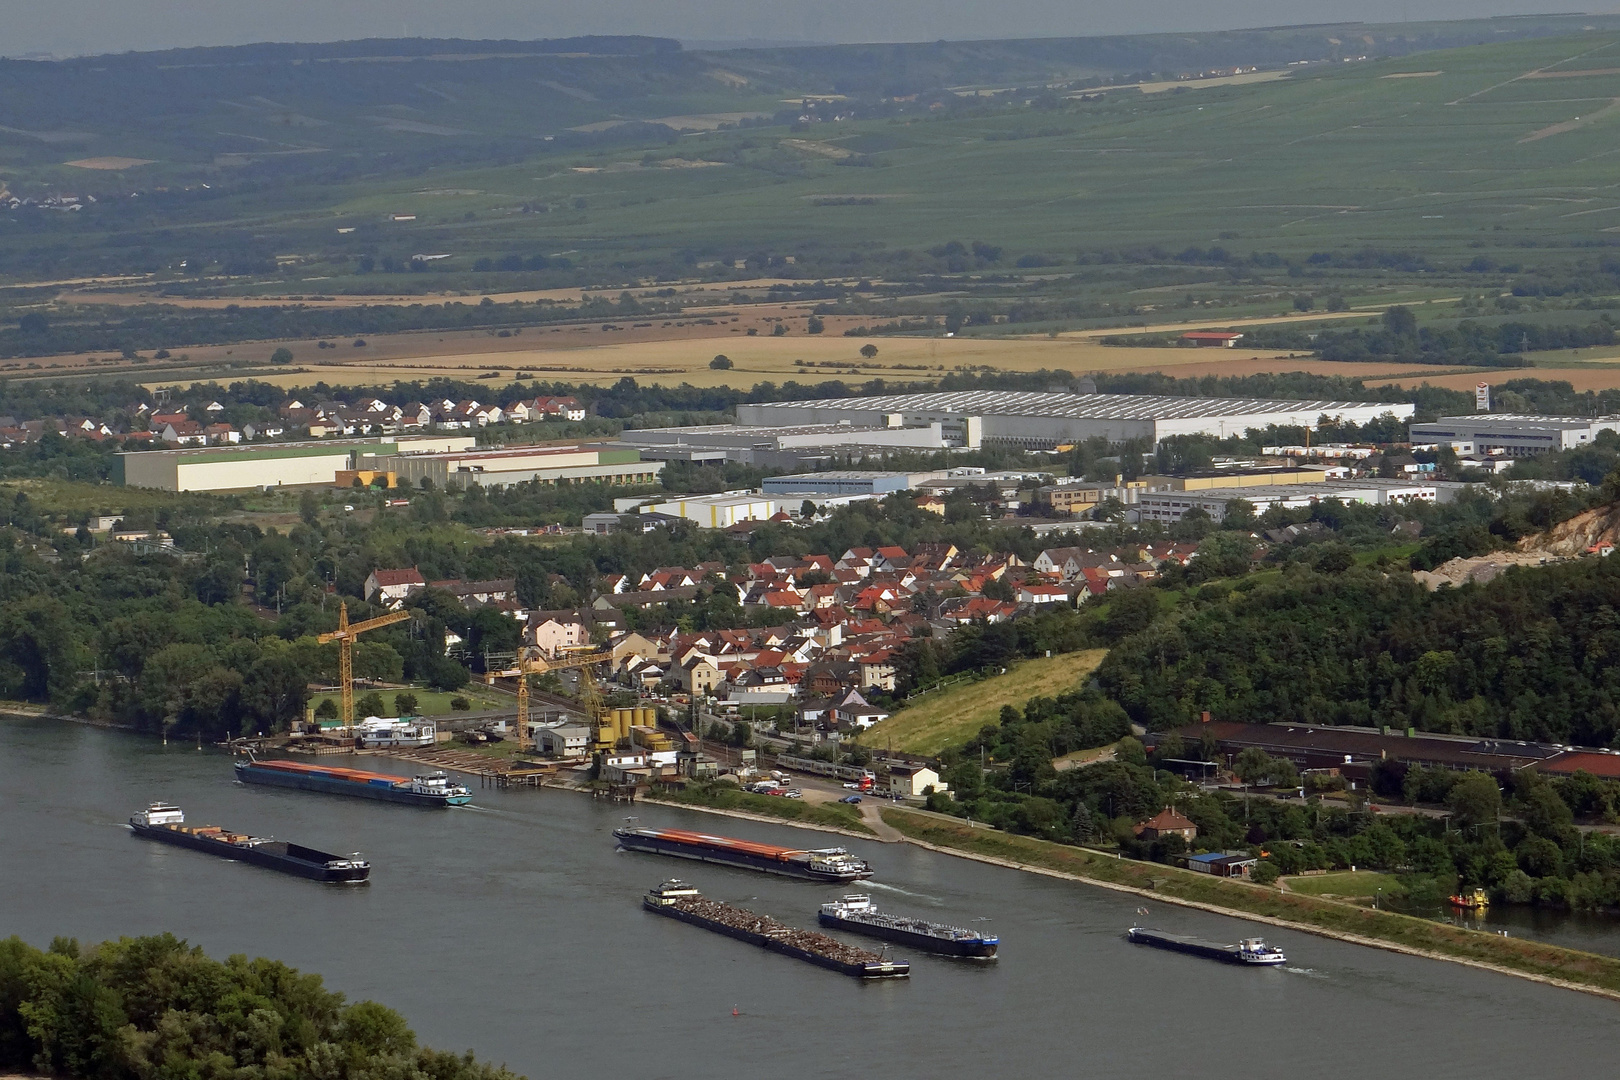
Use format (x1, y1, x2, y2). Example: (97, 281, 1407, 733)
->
(5, 718, 1619, 1079)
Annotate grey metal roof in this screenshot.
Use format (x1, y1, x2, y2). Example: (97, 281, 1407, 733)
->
(746, 391, 1399, 419)
(1424, 414, 1620, 428)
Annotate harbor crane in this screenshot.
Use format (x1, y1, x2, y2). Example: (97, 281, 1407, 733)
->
(504, 646, 614, 751)
(318, 603, 411, 726)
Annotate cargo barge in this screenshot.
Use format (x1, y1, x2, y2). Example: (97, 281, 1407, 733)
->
(128, 804, 369, 883)
(819, 895, 998, 958)
(614, 826, 872, 882)
(235, 757, 471, 807)
(642, 880, 909, 979)
(1126, 926, 1286, 965)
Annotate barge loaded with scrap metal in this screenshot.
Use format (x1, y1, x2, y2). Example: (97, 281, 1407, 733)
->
(614, 826, 872, 882)
(642, 880, 909, 979)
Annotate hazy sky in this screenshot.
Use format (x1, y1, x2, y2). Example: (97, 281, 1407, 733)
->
(0, 1, 1581, 57)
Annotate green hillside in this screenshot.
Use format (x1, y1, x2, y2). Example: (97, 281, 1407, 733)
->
(9, 25, 1620, 316)
(332, 33, 1620, 266)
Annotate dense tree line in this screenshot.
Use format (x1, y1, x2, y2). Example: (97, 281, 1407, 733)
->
(1097, 555, 1620, 747)
(0, 933, 521, 1080)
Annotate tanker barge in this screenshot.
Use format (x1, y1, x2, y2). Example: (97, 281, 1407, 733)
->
(819, 895, 998, 958)
(643, 880, 909, 979)
(614, 826, 872, 882)
(235, 757, 471, 807)
(1126, 926, 1286, 965)
(128, 804, 369, 883)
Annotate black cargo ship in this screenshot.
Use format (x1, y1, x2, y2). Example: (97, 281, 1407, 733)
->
(129, 804, 370, 883)
(1126, 926, 1285, 965)
(643, 880, 909, 979)
(819, 895, 998, 958)
(615, 826, 873, 882)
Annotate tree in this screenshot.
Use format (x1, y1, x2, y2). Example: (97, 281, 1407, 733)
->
(1233, 748, 1295, 787)
(1447, 771, 1501, 829)
(771, 323, 787, 336)
(859, 344, 879, 359)
(806, 316, 825, 334)
(393, 692, 419, 716)
(1382, 305, 1417, 338)
(269, 347, 294, 364)
(355, 691, 386, 718)
(709, 354, 733, 370)
(299, 490, 320, 526)
(315, 698, 339, 719)
(1103, 587, 1160, 641)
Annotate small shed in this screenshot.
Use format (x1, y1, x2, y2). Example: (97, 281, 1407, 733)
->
(537, 723, 591, 757)
(1180, 331, 1245, 348)
(1186, 852, 1258, 879)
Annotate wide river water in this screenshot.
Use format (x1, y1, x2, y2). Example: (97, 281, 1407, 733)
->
(6, 718, 1620, 1079)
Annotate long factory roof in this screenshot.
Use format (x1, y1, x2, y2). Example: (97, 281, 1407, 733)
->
(744, 391, 1406, 419)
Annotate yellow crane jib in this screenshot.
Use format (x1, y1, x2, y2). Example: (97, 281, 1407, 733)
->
(317, 603, 411, 726)
(510, 648, 613, 752)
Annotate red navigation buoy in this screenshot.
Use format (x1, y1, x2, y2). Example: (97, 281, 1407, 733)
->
(732, 1006, 739, 1017)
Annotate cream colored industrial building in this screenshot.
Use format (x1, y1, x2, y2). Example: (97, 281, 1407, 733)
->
(358, 443, 662, 490)
(737, 391, 1413, 449)
(117, 435, 474, 492)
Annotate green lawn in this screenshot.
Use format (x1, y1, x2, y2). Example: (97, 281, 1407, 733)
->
(862, 650, 1106, 756)
(308, 685, 509, 720)
(1283, 870, 1402, 899)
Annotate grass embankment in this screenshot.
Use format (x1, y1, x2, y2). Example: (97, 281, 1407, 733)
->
(864, 650, 1105, 756)
(646, 782, 873, 835)
(1283, 870, 1403, 900)
(882, 810, 1620, 998)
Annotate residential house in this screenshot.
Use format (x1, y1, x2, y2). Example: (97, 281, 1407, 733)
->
(533, 395, 587, 421)
(887, 764, 946, 798)
(528, 610, 589, 655)
(680, 656, 723, 696)
(364, 567, 427, 606)
(832, 688, 889, 731)
(1017, 584, 1071, 606)
(1135, 808, 1198, 841)
(431, 578, 518, 608)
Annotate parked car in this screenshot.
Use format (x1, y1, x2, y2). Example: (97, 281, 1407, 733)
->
(840, 795, 862, 804)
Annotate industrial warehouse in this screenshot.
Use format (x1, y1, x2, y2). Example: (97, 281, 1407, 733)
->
(1409, 414, 1620, 456)
(117, 437, 661, 492)
(116, 435, 475, 492)
(734, 390, 1413, 449)
(356, 443, 662, 490)
(616, 422, 948, 466)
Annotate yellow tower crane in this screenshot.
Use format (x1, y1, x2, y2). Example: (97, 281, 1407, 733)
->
(318, 603, 411, 726)
(508, 646, 614, 752)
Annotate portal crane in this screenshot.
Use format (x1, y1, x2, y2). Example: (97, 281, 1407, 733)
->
(507, 647, 614, 751)
(318, 603, 411, 726)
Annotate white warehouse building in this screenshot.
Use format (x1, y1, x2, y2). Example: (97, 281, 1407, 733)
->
(1409, 414, 1620, 457)
(735, 391, 1413, 449)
